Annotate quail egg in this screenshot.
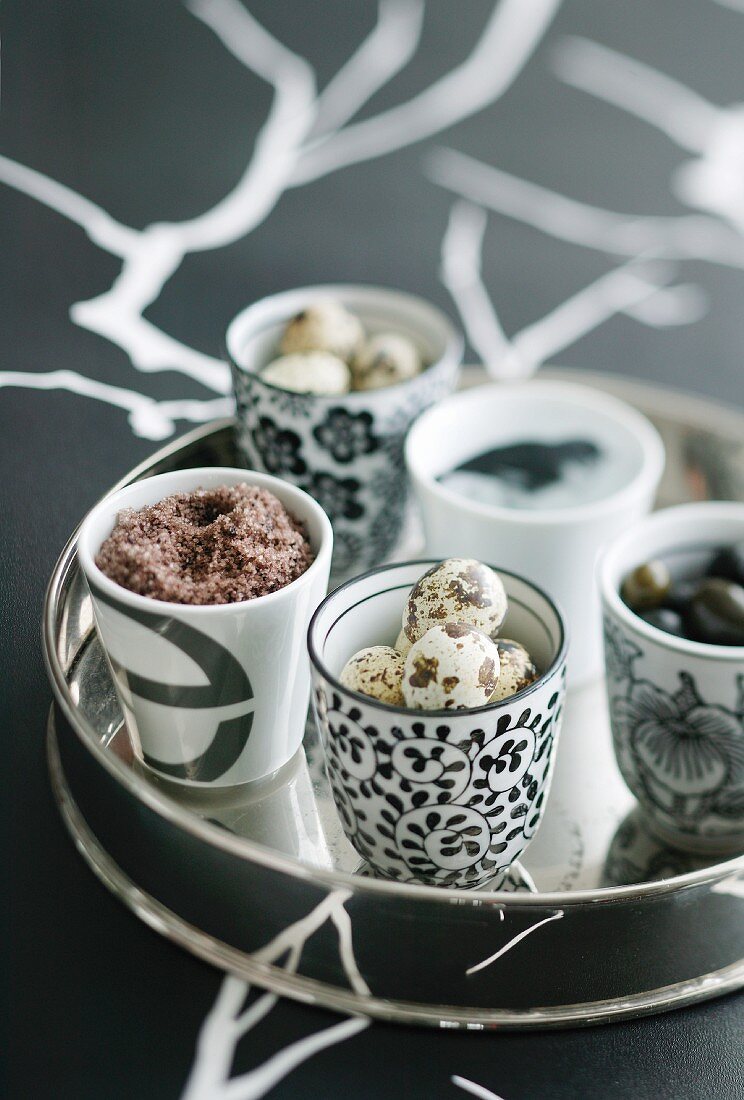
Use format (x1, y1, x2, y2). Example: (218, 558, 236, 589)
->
(394, 627, 412, 658)
(402, 558, 507, 645)
(402, 623, 500, 710)
(340, 645, 405, 706)
(488, 638, 538, 702)
(280, 301, 364, 361)
(351, 332, 422, 391)
(260, 352, 351, 395)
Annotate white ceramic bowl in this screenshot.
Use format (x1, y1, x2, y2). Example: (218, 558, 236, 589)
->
(308, 560, 568, 888)
(226, 285, 462, 578)
(600, 502, 744, 854)
(406, 380, 665, 684)
(78, 468, 333, 788)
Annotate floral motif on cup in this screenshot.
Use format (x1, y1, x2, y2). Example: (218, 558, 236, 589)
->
(326, 705, 377, 781)
(366, 498, 406, 562)
(330, 529, 366, 576)
(616, 674, 744, 805)
(395, 805, 493, 873)
(326, 764, 360, 839)
(233, 377, 261, 412)
(266, 388, 316, 418)
(314, 688, 564, 887)
(473, 724, 537, 794)
(301, 471, 364, 521)
(603, 617, 642, 684)
(369, 465, 405, 500)
(312, 407, 380, 464)
(250, 416, 306, 476)
(389, 737, 471, 800)
(605, 616, 744, 828)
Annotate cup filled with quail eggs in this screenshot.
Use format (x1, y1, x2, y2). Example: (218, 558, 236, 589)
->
(600, 501, 744, 854)
(308, 557, 568, 887)
(226, 286, 463, 577)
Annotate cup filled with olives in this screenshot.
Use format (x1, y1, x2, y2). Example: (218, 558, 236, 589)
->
(308, 557, 567, 888)
(226, 286, 462, 578)
(600, 502, 744, 855)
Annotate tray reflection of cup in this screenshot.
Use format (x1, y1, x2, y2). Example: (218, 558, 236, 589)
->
(226, 285, 462, 579)
(308, 560, 568, 889)
(600, 502, 744, 855)
(406, 380, 665, 685)
(78, 468, 332, 788)
(169, 747, 335, 869)
(603, 809, 711, 888)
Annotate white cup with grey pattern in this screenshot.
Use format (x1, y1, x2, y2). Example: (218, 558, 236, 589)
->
(78, 467, 332, 788)
(308, 560, 568, 888)
(226, 285, 463, 578)
(600, 502, 744, 854)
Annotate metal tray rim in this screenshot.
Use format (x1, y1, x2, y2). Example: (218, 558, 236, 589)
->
(43, 385, 744, 911)
(47, 717, 744, 1029)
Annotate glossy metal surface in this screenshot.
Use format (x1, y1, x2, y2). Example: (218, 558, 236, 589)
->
(44, 369, 744, 1027)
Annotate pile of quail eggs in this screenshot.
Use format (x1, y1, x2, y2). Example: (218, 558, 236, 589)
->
(260, 299, 424, 395)
(621, 539, 744, 645)
(340, 558, 539, 711)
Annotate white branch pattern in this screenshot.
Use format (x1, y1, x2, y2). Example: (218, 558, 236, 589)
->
(305, 0, 425, 142)
(0, 370, 232, 440)
(452, 1076, 507, 1100)
(0, 0, 561, 437)
(465, 910, 564, 976)
(440, 199, 707, 381)
(290, 0, 562, 185)
(180, 889, 371, 1100)
(427, 147, 744, 269)
(550, 35, 719, 152)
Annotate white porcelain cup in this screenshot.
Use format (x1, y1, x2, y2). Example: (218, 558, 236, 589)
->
(600, 502, 744, 854)
(78, 468, 332, 788)
(406, 380, 665, 684)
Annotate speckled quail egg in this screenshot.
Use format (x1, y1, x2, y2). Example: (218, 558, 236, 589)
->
(280, 301, 364, 360)
(351, 332, 422, 391)
(489, 638, 538, 703)
(402, 558, 507, 645)
(340, 646, 405, 706)
(394, 627, 412, 658)
(402, 623, 500, 711)
(260, 352, 351, 395)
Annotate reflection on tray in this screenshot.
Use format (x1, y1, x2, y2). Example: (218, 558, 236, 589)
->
(603, 808, 713, 887)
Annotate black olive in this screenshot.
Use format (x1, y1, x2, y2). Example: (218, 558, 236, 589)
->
(621, 560, 671, 611)
(638, 608, 686, 638)
(687, 578, 744, 646)
(707, 540, 744, 587)
(662, 579, 700, 615)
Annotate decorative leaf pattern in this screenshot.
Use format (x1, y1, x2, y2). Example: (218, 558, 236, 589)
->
(315, 672, 565, 888)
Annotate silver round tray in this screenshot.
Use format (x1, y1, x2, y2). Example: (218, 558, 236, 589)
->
(43, 368, 744, 1029)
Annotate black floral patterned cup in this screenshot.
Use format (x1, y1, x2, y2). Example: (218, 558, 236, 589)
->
(307, 560, 568, 888)
(226, 286, 462, 577)
(600, 503, 744, 856)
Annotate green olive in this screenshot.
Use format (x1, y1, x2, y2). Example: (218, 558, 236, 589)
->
(621, 560, 671, 612)
(687, 578, 744, 646)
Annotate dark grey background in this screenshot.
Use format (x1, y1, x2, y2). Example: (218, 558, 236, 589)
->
(3, 1, 744, 1096)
